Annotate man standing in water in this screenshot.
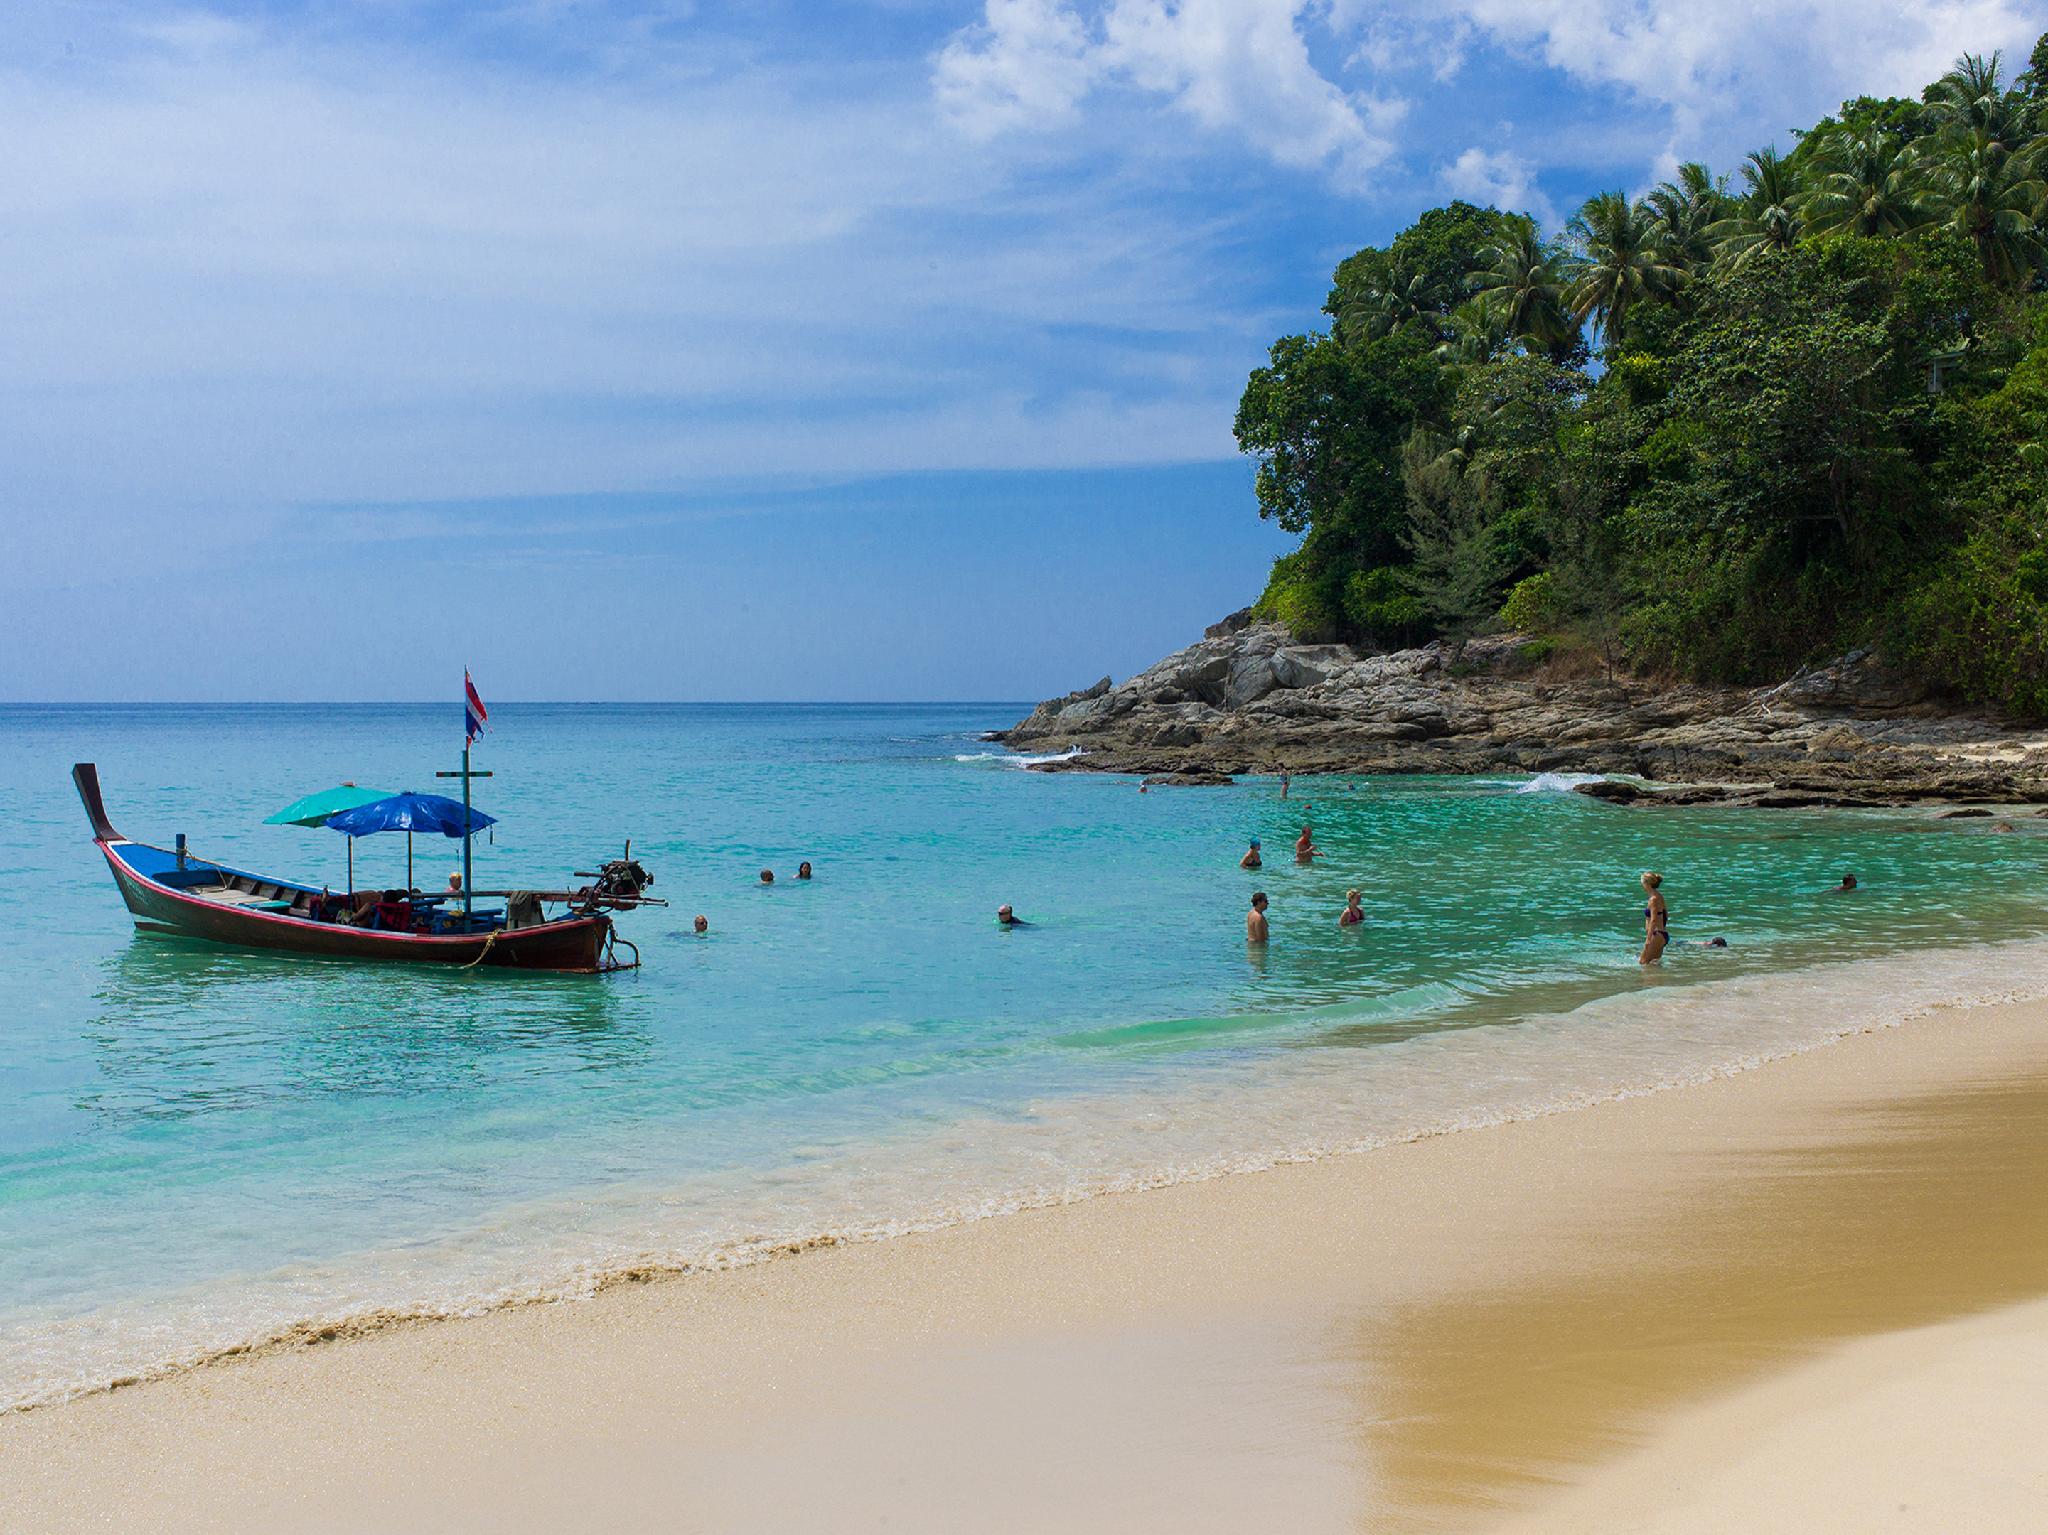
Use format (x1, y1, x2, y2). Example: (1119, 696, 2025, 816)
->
(1295, 825, 1321, 863)
(1247, 892, 1269, 944)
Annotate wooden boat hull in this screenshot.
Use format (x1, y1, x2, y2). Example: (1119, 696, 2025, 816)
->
(77, 765, 619, 973)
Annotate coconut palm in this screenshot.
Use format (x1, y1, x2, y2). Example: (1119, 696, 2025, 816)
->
(1336, 264, 1431, 346)
(1645, 161, 1726, 275)
(1708, 147, 1805, 265)
(1432, 299, 1509, 370)
(1467, 215, 1577, 358)
(1924, 128, 2047, 284)
(1926, 52, 2027, 148)
(1919, 52, 2047, 284)
(1565, 192, 1684, 348)
(1798, 129, 1930, 237)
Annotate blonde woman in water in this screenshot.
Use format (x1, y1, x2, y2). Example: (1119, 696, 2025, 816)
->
(1640, 871, 1669, 964)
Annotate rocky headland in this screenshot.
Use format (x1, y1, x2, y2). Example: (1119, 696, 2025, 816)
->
(1000, 612, 2048, 809)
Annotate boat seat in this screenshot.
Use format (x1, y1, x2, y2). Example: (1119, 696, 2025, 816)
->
(194, 886, 273, 906)
(155, 867, 224, 889)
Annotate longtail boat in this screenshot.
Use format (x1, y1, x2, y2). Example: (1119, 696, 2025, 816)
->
(73, 763, 662, 973)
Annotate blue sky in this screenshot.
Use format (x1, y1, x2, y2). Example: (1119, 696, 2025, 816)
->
(2, 0, 2037, 700)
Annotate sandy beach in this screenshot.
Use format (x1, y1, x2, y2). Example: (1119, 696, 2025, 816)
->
(5, 990, 2046, 1532)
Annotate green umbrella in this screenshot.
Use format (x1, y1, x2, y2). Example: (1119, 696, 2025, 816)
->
(263, 783, 393, 895)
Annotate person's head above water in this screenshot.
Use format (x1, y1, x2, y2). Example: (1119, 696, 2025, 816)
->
(1249, 838, 1260, 848)
(1345, 888, 1361, 906)
(997, 903, 1017, 925)
(797, 861, 812, 880)
(759, 869, 774, 885)
(1250, 892, 1268, 911)
(1838, 873, 1858, 890)
(693, 914, 708, 934)
(1642, 871, 1663, 891)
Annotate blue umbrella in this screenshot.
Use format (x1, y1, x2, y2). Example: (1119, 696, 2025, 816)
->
(326, 792, 497, 839)
(327, 792, 498, 894)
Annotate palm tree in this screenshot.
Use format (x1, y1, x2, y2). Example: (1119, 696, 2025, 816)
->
(1798, 129, 1930, 237)
(1565, 192, 1683, 348)
(1645, 161, 1725, 275)
(1924, 128, 2047, 283)
(1708, 147, 1805, 265)
(1920, 52, 2048, 284)
(1336, 265, 1430, 346)
(1467, 215, 1577, 358)
(1432, 299, 1509, 370)
(1927, 52, 2026, 148)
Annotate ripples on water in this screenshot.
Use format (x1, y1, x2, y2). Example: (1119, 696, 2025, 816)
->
(1, 702, 2045, 1407)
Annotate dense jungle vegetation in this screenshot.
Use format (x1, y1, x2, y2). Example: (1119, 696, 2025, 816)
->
(1235, 42, 2048, 715)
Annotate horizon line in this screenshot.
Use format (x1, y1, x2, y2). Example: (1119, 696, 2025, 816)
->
(0, 698, 1040, 708)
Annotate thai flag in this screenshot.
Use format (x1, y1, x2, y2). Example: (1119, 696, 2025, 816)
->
(465, 671, 490, 745)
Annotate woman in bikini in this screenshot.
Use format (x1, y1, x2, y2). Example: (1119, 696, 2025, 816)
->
(1640, 871, 1669, 964)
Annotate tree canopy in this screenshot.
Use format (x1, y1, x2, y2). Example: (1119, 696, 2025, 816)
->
(1235, 40, 2048, 716)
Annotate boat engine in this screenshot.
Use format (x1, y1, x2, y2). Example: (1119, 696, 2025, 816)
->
(593, 856, 654, 900)
(571, 850, 660, 910)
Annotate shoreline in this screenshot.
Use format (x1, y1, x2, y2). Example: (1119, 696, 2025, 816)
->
(1003, 623, 2048, 806)
(6, 977, 2048, 1529)
(13, 935, 2048, 1419)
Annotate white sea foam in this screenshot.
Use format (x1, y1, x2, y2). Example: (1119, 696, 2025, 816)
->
(1515, 771, 1611, 793)
(8, 936, 2048, 1415)
(952, 747, 1086, 767)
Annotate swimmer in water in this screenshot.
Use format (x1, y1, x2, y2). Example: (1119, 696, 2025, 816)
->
(1240, 839, 1263, 870)
(997, 904, 1028, 928)
(797, 861, 812, 880)
(1295, 825, 1321, 863)
(759, 869, 774, 885)
(1829, 872, 1858, 892)
(1246, 892, 1269, 944)
(693, 914, 708, 935)
(1339, 889, 1364, 927)
(1640, 871, 1669, 964)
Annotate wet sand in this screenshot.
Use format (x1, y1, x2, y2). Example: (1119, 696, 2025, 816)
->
(4, 995, 2046, 1532)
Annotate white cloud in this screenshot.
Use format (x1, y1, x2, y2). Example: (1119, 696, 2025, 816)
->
(0, 10, 1268, 520)
(1441, 145, 1554, 225)
(934, 0, 1099, 137)
(936, 0, 1405, 192)
(1440, 0, 2040, 162)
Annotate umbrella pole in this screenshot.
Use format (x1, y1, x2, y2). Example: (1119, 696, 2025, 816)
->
(347, 838, 353, 899)
(407, 831, 413, 892)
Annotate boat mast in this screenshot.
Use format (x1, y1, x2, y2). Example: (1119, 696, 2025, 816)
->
(436, 743, 492, 924)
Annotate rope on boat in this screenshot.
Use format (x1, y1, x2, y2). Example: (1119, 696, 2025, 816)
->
(459, 930, 503, 970)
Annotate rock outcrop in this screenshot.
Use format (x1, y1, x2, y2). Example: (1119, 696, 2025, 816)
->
(1001, 622, 2048, 805)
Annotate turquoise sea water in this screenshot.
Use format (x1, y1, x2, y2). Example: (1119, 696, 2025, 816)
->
(4, 702, 2048, 1408)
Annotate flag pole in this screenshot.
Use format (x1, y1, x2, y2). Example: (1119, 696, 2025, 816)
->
(439, 671, 492, 929)
(462, 740, 474, 921)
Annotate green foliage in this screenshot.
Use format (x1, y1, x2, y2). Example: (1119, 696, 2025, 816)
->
(1497, 571, 1560, 632)
(1896, 515, 2048, 715)
(1342, 566, 1428, 645)
(1226, 34, 2048, 715)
